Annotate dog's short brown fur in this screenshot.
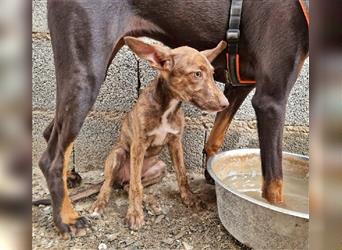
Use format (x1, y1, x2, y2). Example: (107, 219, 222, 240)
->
(90, 37, 228, 230)
(41, 0, 308, 236)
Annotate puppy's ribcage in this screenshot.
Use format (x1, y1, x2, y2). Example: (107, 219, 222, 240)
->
(112, 100, 183, 184)
(117, 100, 183, 160)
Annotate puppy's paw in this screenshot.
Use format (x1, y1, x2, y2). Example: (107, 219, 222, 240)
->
(181, 191, 207, 210)
(181, 190, 196, 208)
(143, 194, 162, 215)
(126, 208, 145, 231)
(89, 200, 107, 218)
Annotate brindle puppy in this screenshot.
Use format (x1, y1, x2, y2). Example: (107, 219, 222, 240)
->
(90, 37, 228, 230)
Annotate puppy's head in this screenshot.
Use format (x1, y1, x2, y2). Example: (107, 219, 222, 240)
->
(124, 37, 229, 112)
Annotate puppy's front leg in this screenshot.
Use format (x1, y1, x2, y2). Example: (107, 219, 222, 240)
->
(126, 142, 146, 230)
(168, 136, 195, 207)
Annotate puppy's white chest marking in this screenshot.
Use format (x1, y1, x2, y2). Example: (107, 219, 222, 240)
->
(148, 100, 179, 146)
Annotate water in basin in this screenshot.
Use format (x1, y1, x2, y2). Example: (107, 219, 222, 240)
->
(222, 173, 309, 214)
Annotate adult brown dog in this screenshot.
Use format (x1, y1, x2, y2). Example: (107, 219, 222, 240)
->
(40, 0, 308, 237)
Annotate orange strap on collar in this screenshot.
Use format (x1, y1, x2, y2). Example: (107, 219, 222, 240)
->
(299, 0, 310, 27)
(226, 53, 256, 84)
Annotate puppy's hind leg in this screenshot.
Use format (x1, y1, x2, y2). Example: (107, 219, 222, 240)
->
(91, 146, 127, 216)
(141, 157, 167, 187)
(122, 157, 167, 192)
(124, 157, 166, 215)
(141, 159, 166, 215)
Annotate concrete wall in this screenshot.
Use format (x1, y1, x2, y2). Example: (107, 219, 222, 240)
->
(32, 1, 309, 173)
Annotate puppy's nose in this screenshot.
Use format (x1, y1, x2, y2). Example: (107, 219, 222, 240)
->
(219, 96, 229, 110)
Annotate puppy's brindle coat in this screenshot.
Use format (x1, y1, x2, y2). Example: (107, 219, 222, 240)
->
(91, 37, 228, 230)
(40, 0, 308, 236)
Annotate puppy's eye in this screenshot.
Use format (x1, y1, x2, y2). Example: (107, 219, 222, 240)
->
(193, 71, 202, 79)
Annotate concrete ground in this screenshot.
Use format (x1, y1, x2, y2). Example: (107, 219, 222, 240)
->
(32, 167, 250, 250)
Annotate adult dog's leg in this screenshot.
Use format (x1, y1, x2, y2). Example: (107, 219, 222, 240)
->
(39, 89, 104, 238)
(252, 54, 306, 204)
(245, 0, 309, 204)
(204, 85, 253, 183)
(43, 119, 82, 188)
(43, 119, 54, 142)
(38, 1, 125, 237)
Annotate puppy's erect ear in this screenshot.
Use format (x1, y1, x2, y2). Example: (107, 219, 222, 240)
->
(201, 40, 227, 62)
(124, 36, 172, 71)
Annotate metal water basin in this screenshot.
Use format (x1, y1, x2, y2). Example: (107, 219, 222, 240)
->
(207, 148, 309, 249)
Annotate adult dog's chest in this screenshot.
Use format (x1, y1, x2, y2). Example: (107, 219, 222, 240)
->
(147, 100, 181, 146)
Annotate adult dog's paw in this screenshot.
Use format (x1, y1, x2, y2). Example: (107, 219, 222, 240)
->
(262, 179, 284, 204)
(58, 216, 90, 240)
(66, 169, 82, 189)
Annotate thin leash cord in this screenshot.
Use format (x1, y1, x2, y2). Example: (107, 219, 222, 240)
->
(72, 145, 76, 172)
(136, 56, 141, 97)
(202, 130, 208, 169)
(202, 122, 208, 169)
